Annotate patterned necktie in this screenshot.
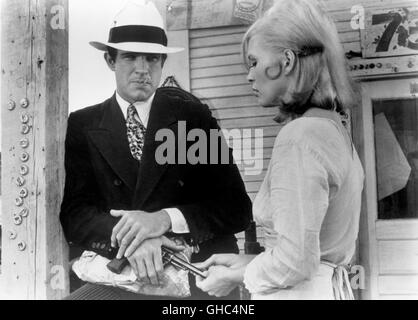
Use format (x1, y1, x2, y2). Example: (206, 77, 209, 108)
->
(126, 104, 147, 161)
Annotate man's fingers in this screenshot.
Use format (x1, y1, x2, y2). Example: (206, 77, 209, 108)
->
(144, 254, 159, 286)
(153, 246, 164, 282)
(116, 227, 139, 259)
(136, 258, 148, 283)
(125, 233, 146, 257)
(111, 215, 127, 247)
(161, 237, 185, 252)
(127, 256, 139, 279)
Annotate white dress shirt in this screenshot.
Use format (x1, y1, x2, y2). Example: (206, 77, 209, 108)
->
(116, 91, 190, 234)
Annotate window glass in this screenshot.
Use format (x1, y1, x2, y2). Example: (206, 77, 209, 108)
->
(373, 98, 418, 219)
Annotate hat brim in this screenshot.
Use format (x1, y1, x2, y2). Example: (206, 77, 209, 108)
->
(90, 41, 184, 54)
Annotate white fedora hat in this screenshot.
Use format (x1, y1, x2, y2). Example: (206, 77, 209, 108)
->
(90, 0, 183, 54)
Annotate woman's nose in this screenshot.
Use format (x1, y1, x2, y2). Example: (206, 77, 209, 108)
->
(247, 69, 254, 83)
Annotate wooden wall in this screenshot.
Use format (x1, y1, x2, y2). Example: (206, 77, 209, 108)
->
(1, 0, 69, 299)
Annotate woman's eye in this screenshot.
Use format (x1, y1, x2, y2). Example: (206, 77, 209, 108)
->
(248, 61, 257, 69)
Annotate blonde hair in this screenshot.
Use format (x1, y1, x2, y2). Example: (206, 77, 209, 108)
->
(242, 0, 356, 119)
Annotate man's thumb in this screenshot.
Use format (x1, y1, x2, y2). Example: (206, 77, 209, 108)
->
(161, 237, 186, 251)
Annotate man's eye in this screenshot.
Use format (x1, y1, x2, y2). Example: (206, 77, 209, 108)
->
(146, 55, 160, 62)
(123, 55, 136, 60)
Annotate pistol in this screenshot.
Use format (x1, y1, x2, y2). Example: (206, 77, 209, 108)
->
(106, 246, 206, 278)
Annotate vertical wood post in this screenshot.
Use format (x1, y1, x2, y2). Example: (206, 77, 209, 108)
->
(1, 0, 69, 299)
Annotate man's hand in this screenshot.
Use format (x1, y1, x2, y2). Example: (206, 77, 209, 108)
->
(127, 236, 185, 286)
(110, 209, 171, 259)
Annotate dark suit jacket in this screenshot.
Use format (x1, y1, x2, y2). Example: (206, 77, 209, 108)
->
(60, 88, 252, 265)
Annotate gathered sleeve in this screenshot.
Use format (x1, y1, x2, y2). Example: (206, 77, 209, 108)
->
(244, 139, 332, 294)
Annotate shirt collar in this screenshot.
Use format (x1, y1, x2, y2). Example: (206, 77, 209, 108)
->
(116, 91, 155, 128)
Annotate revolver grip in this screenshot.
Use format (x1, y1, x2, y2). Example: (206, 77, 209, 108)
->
(107, 257, 129, 274)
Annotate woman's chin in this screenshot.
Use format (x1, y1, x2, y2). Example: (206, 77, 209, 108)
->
(258, 96, 281, 108)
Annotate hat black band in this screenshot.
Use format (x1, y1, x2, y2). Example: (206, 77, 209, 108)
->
(108, 25, 167, 46)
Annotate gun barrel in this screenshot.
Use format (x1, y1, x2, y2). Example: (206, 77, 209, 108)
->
(162, 247, 206, 278)
(106, 247, 206, 278)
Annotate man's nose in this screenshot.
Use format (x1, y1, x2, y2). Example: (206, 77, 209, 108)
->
(134, 56, 149, 73)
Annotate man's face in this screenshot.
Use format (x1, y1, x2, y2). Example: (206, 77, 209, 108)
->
(105, 50, 163, 103)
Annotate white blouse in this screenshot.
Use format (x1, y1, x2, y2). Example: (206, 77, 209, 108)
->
(244, 116, 364, 295)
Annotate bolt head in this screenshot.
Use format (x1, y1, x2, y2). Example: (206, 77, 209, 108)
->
(20, 98, 29, 108)
(17, 241, 26, 251)
(8, 230, 18, 240)
(8, 100, 16, 111)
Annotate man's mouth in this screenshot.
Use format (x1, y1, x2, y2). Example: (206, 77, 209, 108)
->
(130, 80, 151, 85)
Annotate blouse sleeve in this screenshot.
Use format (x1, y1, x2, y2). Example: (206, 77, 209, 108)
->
(243, 140, 331, 294)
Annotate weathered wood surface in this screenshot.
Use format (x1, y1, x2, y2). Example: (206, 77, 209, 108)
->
(378, 240, 418, 274)
(1, 0, 69, 299)
(167, 0, 418, 30)
(376, 220, 418, 240)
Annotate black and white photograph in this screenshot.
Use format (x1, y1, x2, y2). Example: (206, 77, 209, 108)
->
(0, 0, 417, 302)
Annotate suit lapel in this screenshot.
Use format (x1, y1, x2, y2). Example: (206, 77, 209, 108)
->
(133, 91, 178, 208)
(87, 95, 139, 190)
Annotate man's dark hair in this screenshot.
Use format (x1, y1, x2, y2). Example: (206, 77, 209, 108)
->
(107, 47, 167, 65)
(107, 47, 118, 61)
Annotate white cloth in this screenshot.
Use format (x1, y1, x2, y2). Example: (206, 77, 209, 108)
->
(374, 113, 411, 200)
(244, 114, 364, 299)
(251, 263, 335, 300)
(72, 250, 191, 297)
(115, 91, 190, 234)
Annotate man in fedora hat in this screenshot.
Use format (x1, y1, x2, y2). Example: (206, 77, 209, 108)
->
(60, 0, 252, 300)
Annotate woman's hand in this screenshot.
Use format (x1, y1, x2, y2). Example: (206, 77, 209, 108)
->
(194, 254, 257, 297)
(195, 254, 256, 270)
(195, 265, 243, 297)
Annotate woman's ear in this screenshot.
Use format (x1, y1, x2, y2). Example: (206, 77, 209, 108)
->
(283, 49, 296, 75)
(104, 53, 116, 71)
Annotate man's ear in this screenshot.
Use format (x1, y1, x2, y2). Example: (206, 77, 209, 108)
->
(104, 52, 116, 71)
(283, 49, 296, 75)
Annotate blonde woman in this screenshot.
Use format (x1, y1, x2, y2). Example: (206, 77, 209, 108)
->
(195, 0, 364, 300)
